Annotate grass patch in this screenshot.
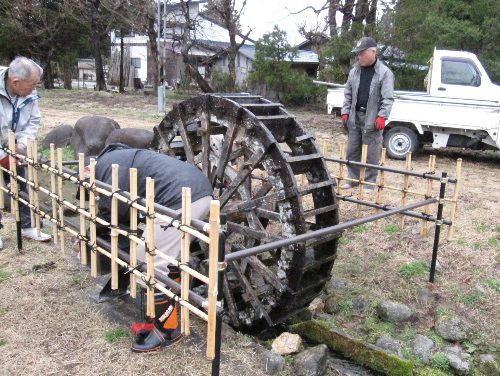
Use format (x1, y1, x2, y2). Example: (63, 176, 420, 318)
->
(363, 316, 394, 342)
(436, 307, 450, 317)
(398, 261, 427, 281)
(0, 339, 6, 346)
(353, 224, 369, 233)
(473, 241, 482, 250)
(429, 352, 449, 370)
(456, 239, 465, 246)
(396, 324, 418, 343)
(475, 223, 488, 232)
(0, 268, 11, 280)
(457, 289, 484, 307)
(496, 226, 500, 233)
(374, 252, 391, 262)
(483, 278, 500, 293)
(338, 236, 350, 245)
(104, 328, 129, 343)
(38, 144, 74, 161)
(383, 223, 400, 235)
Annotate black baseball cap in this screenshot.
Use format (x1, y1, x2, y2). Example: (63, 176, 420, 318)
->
(351, 37, 377, 53)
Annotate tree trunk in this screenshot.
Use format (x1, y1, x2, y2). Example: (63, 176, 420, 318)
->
(41, 57, 55, 89)
(328, 0, 338, 38)
(147, 14, 159, 93)
(90, 0, 107, 91)
(341, 0, 355, 33)
(63, 53, 73, 90)
(365, 0, 378, 35)
(119, 30, 125, 92)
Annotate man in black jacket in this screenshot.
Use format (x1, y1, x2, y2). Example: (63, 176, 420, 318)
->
(90, 143, 213, 352)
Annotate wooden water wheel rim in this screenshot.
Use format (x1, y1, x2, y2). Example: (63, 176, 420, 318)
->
(153, 94, 340, 329)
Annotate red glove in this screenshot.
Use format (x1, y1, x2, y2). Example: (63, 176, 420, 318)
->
(341, 114, 348, 127)
(375, 116, 386, 131)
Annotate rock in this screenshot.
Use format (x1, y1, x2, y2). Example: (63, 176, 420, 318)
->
(426, 260, 442, 273)
(444, 347, 470, 374)
(412, 334, 434, 364)
(42, 125, 74, 149)
(477, 354, 500, 376)
(328, 358, 376, 376)
(309, 297, 325, 313)
(474, 284, 487, 295)
(105, 128, 154, 149)
(271, 332, 303, 355)
(376, 301, 412, 323)
(324, 294, 341, 314)
(325, 278, 346, 293)
(292, 321, 413, 376)
(70, 116, 120, 158)
(352, 296, 368, 312)
(259, 348, 285, 374)
(416, 288, 430, 305)
(293, 344, 329, 376)
(435, 316, 469, 342)
(315, 313, 333, 321)
(375, 337, 402, 358)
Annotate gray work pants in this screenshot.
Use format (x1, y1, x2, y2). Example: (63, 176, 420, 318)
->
(346, 111, 383, 183)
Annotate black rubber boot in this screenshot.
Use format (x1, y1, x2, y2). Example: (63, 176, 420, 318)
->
(131, 292, 182, 352)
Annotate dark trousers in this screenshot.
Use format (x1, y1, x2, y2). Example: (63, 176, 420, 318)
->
(2, 169, 32, 228)
(346, 111, 383, 183)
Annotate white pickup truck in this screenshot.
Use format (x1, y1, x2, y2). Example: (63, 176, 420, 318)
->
(324, 49, 500, 159)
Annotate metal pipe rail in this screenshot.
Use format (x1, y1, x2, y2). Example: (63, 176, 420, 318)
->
(226, 198, 437, 262)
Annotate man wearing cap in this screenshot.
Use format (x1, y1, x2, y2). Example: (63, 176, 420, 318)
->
(340, 37, 394, 192)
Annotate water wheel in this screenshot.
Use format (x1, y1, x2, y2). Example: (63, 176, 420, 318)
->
(153, 94, 340, 329)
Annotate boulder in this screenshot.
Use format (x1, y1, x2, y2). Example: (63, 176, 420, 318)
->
(477, 354, 500, 376)
(293, 344, 329, 376)
(435, 317, 469, 342)
(376, 301, 412, 323)
(105, 128, 154, 149)
(352, 296, 369, 312)
(42, 125, 74, 149)
(324, 294, 340, 314)
(70, 116, 120, 158)
(257, 346, 285, 375)
(412, 334, 434, 364)
(444, 346, 470, 374)
(375, 337, 403, 358)
(416, 288, 430, 305)
(271, 332, 303, 355)
(325, 278, 346, 293)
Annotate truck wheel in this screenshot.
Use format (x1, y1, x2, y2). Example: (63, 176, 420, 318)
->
(383, 126, 418, 160)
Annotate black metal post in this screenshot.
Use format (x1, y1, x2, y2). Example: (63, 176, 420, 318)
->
(429, 172, 447, 283)
(212, 213, 227, 376)
(16, 220, 22, 250)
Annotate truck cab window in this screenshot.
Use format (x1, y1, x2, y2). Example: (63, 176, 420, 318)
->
(441, 59, 481, 87)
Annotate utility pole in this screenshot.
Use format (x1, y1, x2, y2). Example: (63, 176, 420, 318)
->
(157, 0, 165, 112)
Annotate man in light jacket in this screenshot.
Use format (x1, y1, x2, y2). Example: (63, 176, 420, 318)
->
(0, 56, 51, 245)
(341, 37, 394, 192)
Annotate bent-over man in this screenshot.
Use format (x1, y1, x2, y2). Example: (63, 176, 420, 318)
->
(341, 37, 394, 192)
(91, 143, 213, 352)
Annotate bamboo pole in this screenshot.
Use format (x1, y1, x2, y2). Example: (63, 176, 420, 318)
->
(322, 139, 327, 156)
(78, 153, 87, 265)
(89, 159, 97, 278)
(421, 155, 436, 237)
(206, 200, 220, 360)
(399, 152, 412, 229)
(146, 177, 156, 318)
(58, 148, 65, 253)
(447, 158, 462, 241)
(129, 168, 138, 298)
(50, 144, 58, 245)
(181, 187, 192, 336)
(375, 148, 386, 227)
(27, 139, 35, 227)
(336, 141, 346, 195)
(31, 140, 41, 237)
(356, 144, 368, 218)
(111, 164, 119, 290)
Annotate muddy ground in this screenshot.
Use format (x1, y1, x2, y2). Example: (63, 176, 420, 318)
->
(1, 88, 499, 375)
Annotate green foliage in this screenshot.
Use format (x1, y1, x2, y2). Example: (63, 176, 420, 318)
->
(104, 329, 129, 344)
(338, 237, 350, 245)
(0, 267, 11, 281)
(476, 223, 488, 232)
(248, 26, 322, 106)
(429, 352, 449, 370)
(398, 261, 427, 280)
(383, 224, 400, 235)
(353, 224, 369, 233)
(457, 289, 484, 307)
(456, 239, 465, 246)
(483, 278, 500, 293)
(0, 339, 6, 347)
(487, 237, 499, 248)
(210, 70, 239, 93)
(38, 145, 74, 161)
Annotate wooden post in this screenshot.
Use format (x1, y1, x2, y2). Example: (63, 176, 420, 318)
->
(181, 187, 192, 336)
(206, 200, 220, 360)
(111, 164, 119, 290)
(146, 178, 156, 318)
(322, 139, 327, 156)
(336, 142, 346, 195)
(301, 174, 306, 186)
(57, 148, 65, 253)
(78, 153, 87, 265)
(32, 140, 41, 237)
(447, 158, 462, 241)
(421, 155, 436, 237)
(27, 139, 35, 227)
(129, 168, 138, 298)
(50, 144, 58, 245)
(89, 159, 98, 278)
(399, 152, 412, 229)
(375, 148, 386, 227)
(356, 144, 368, 217)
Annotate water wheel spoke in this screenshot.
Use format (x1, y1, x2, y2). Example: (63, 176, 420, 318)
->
(228, 260, 273, 326)
(227, 221, 277, 241)
(219, 147, 267, 206)
(247, 256, 286, 293)
(210, 120, 240, 187)
(222, 273, 240, 326)
(200, 111, 211, 178)
(176, 105, 195, 164)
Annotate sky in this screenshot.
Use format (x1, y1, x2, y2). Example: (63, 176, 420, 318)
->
(236, 0, 331, 45)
